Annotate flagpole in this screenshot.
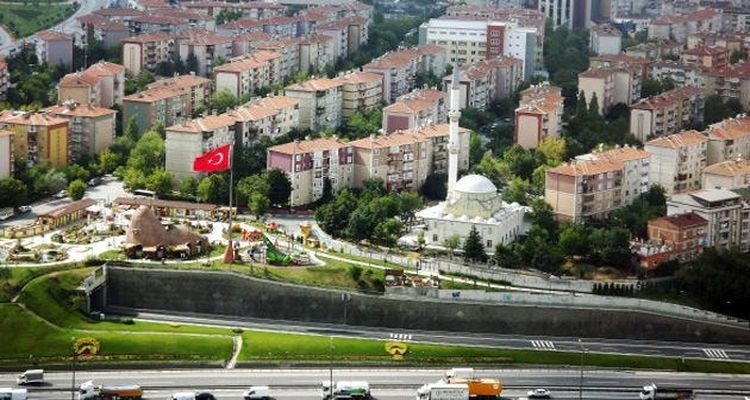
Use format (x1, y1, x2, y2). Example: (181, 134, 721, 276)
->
(224, 136, 235, 264)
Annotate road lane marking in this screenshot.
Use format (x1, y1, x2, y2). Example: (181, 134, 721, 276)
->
(530, 340, 556, 350)
(702, 348, 729, 359)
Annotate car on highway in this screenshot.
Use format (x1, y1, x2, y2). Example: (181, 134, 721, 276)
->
(53, 190, 67, 199)
(528, 388, 552, 398)
(243, 385, 271, 399)
(18, 206, 32, 214)
(169, 392, 216, 400)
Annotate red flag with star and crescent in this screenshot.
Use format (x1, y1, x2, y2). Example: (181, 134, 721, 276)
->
(193, 144, 231, 172)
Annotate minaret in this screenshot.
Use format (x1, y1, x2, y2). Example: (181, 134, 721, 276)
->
(447, 64, 461, 201)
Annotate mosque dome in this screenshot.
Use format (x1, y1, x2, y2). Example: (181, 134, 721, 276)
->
(454, 174, 497, 194)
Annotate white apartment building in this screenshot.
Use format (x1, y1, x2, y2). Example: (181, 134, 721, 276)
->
(165, 114, 236, 181)
(667, 189, 749, 252)
(705, 115, 750, 165)
(590, 25, 622, 55)
(648, 60, 707, 89)
(228, 96, 300, 144)
(213, 51, 281, 98)
(284, 78, 343, 131)
(702, 159, 750, 190)
(645, 130, 708, 195)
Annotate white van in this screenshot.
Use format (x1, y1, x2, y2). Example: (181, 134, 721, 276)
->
(16, 370, 43, 385)
(0, 388, 27, 400)
(243, 386, 271, 399)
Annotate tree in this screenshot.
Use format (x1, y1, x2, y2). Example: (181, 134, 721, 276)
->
(186, 53, 199, 75)
(0, 178, 28, 207)
(501, 177, 531, 205)
(98, 149, 121, 174)
(151, 121, 166, 139)
(373, 218, 403, 247)
(537, 137, 566, 165)
(34, 169, 67, 196)
(62, 164, 90, 183)
(704, 94, 740, 125)
(494, 242, 521, 269)
(443, 234, 461, 258)
(265, 168, 291, 207)
(558, 222, 590, 257)
(731, 49, 748, 64)
(146, 168, 173, 196)
(397, 191, 423, 224)
(179, 176, 198, 196)
(248, 192, 270, 216)
(319, 177, 333, 204)
(236, 174, 269, 206)
(316, 188, 358, 236)
(362, 177, 386, 197)
(462, 225, 488, 263)
(197, 174, 229, 204)
(344, 108, 381, 139)
(127, 130, 165, 174)
(67, 179, 86, 201)
(210, 90, 238, 113)
(124, 116, 139, 141)
(469, 131, 484, 167)
(421, 172, 447, 200)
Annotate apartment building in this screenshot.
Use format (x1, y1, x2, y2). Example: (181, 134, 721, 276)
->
(91, 7, 146, 23)
(629, 87, 705, 142)
(577, 145, 652, 205)
(348, 123, 470, 193)
(252, 39, 300, 81)
(231, 31, 272, 58)
(229, 96, 299, 144)
(645, 130, 708, 194)
(36, 30, 73, 70)
(702, 158, 750, 189)
(176, 29, 233, 76)
(589, 25, 622, 55)
(132, 15, 187, 35)
(625, 40, 681, 60)
(577, 68, 616, 115)
(363, 45, 446, 103)
(649, 60, 707, 89)
(646, 213, 708, 263)
(284, 78, 343, 131)
(337, 71, 383, 119)
(648, 9, 722, 43)
(267, 137, 354, 207)
(545, 158, 625, 222)
(122, 32, 176, 75)
(0, 111, 69, 167)
(680, 45, 730, 70)
(58, 61, 125, 109)
(589, 53, 650, 80)
(0, 130, 14, 180)
(181, 1, 286, 20)
(0, 58, 7, 101)
(702, 117, 750, 166)
(122, 86, 189, 136)
(213, 51, 281, 98)
(77, 14, 130, 48)
(705, 62, 750, 110)
(297, 34, 336, 74)
(45, 101, 116, 161)
(382, 88, 446, 134)
(147, 74, 213, 118)
(315, 16, 368, 60)
(445, 60, 496, 111)
(667, 188, 748, 251)
(687, 32, 746, 52)
(514, 82, 564, 149)
(165, 114, 236, 181)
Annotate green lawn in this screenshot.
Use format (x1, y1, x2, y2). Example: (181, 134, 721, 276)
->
(0, 304, 233, 365)
(0, 264, 72, 302)
(0, 2, 78, 38)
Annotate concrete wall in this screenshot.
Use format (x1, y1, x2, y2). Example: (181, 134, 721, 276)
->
(105, 267, 750, 345)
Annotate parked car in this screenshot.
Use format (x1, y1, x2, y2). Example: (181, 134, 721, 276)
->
(18, 206, 32, 214)
(243, 386, 271, 399)
(528, 388, 552, 398)
(87, 177, 101, 187)
(54, 190, 67, 199)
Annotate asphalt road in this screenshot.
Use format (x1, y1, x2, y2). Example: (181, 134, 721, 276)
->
(0, 177, 126, 229)
(1, 368, 748, 399)
(116, 309, 750, 363)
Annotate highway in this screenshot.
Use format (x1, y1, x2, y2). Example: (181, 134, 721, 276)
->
(1, 368, 748, 399)
(117, 309, 750, 363)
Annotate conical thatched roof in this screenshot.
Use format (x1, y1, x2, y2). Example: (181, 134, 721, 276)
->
(125, 206, 206, 247)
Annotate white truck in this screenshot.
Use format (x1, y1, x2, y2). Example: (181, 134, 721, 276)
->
(416, 382, 469, 400)
(443, 368, 475, 381)
(0, 207, 14, 221)
(640, 384, 694, 400)
(0, 388, 27, 400)
(243, 386, 271, 400)
(321, 381, 371, 400)
(78, 380, 143, 400)
(16, 370, 43, 385)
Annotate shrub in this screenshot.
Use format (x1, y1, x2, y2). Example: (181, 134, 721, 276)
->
(349, 265, 363, 281)
(120, 317, 134, 325)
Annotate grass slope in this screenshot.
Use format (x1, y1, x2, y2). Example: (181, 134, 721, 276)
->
(0, 2, 77, 38)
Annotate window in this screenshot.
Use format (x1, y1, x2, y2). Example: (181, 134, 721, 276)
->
(486, 240, 492, 248)
(433, 234, 438, 241)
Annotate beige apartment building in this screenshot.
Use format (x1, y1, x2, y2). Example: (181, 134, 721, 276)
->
(45, 101, 116, 161)
(443, 59, 497, 111)
(577, 145, 652, 206)
(284, 78, 343, 131)
(348, 123, 470, 193)
(514, 82, 563, 149)
(578, 67, 641, 115)
(545, 158, 625, 221)
(705, 62, 750, 111)
(252, 39, 300, 81)
(146, 74, 213, 118)
(58, 61, 125, 108)
(705, 114, 750, 165)
(165, 114, 236, 181)
(337, 71, 383, 119)
(214, 51, 281, 98)
(122, 86, 189, 136)
(363, 45, 446, 103)
(629, 87, 705, 142)
(382, 88, 446, 134)
(176, 29, 233, 76)
(0, 130, 13, 180)
(702, 159, 750, 190)
(645, 130, 708, 195)
(228, 96, 300, 144)
(266, 137, 355, 206)
(122, 32, 176, 75)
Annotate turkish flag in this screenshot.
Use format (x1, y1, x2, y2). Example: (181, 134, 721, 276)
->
(193, 144, 231, 172)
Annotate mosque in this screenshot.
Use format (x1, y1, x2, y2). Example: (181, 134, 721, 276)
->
(403, 66, 529, 253)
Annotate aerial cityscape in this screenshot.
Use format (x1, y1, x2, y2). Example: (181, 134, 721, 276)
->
(0, 0, 748, 399)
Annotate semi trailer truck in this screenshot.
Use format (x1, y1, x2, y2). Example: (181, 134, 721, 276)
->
(640, 384, 694, 400)
(416, 382, 470, 400)
(321, 381, 371, 399)
(78, 381, 143, 400)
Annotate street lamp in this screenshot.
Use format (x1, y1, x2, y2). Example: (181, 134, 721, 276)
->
(328, 336, 334, 400)
(71, 337, 76, 400)
(578, 338, 584, 400)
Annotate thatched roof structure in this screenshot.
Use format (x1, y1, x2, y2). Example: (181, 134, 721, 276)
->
(125, 206, 208, 248)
